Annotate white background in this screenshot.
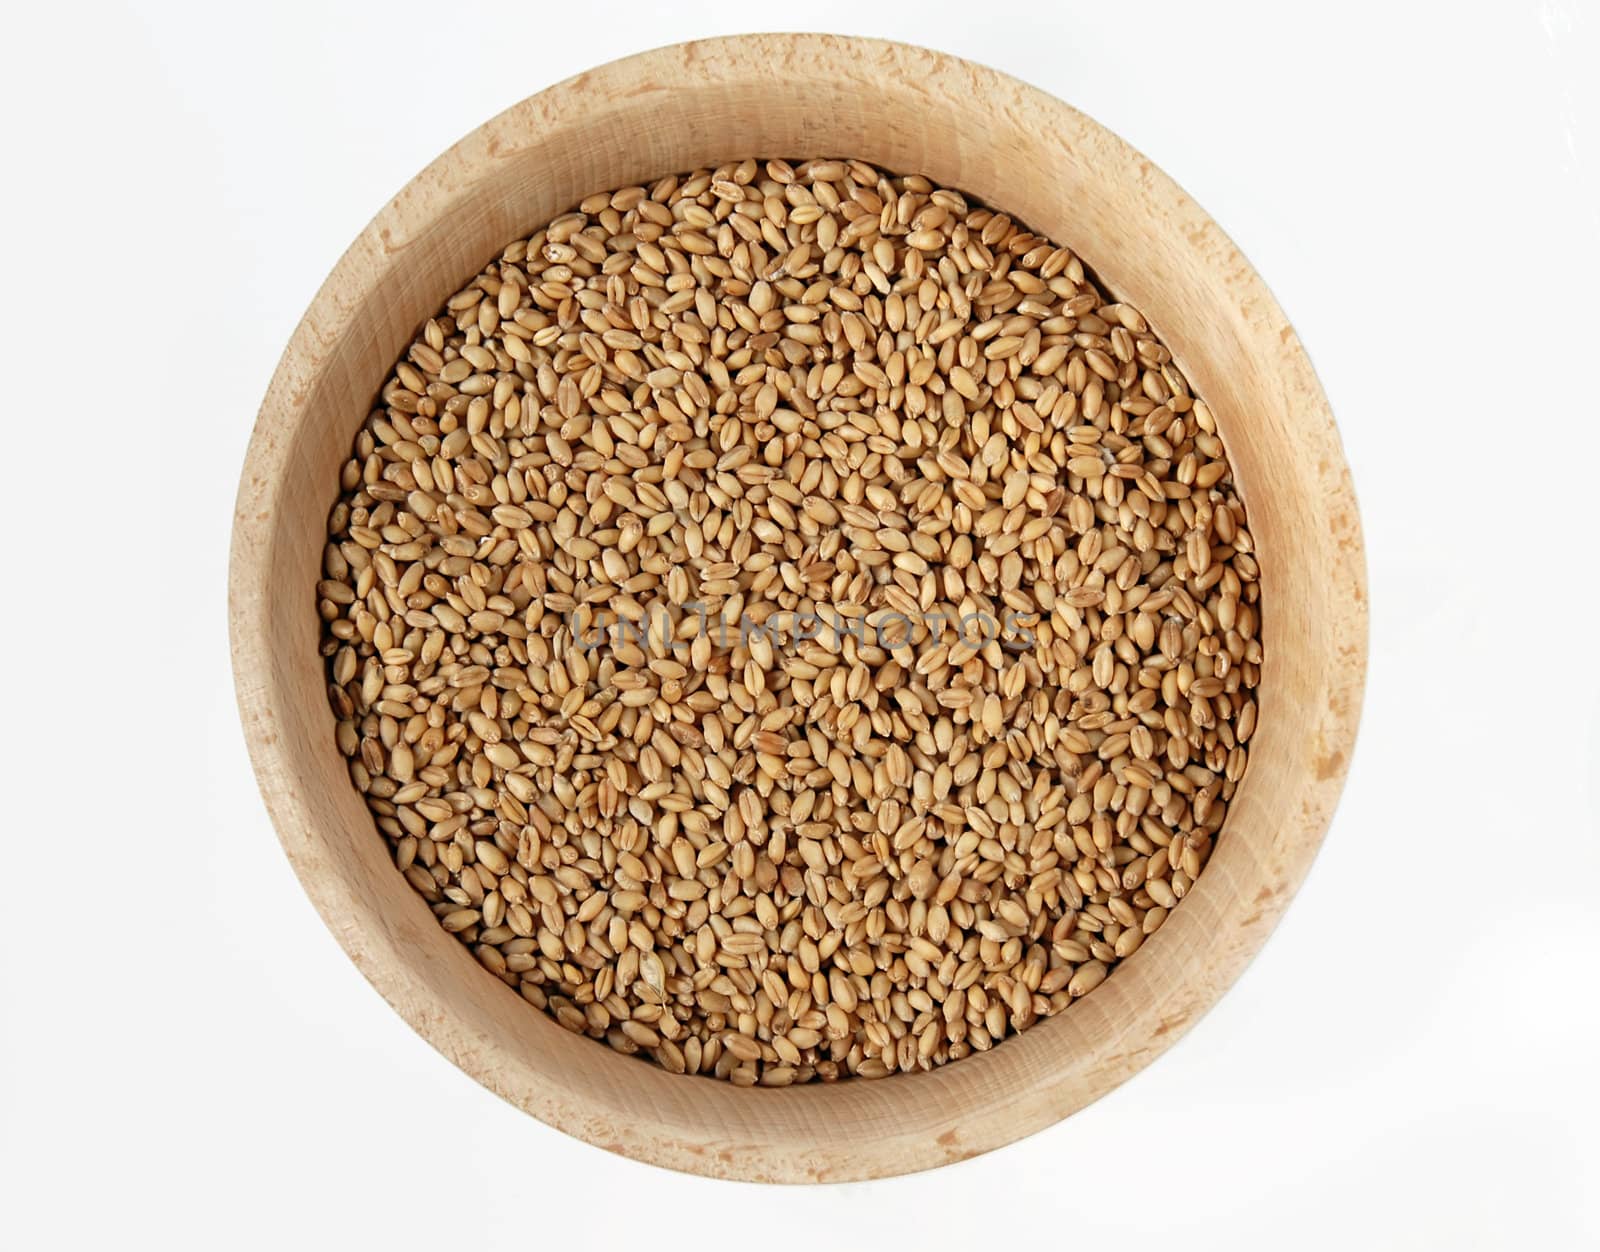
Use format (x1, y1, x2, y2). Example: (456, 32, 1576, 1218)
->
(3, 1, 1596, 1247)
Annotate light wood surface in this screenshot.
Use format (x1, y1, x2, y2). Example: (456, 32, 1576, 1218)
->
(230, 34, 1366, 1182)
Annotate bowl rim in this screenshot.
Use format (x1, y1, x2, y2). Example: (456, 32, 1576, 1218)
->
(231, 32, 1367, 1182)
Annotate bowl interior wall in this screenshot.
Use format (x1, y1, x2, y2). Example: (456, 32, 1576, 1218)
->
(232, 35, 1364, 1181)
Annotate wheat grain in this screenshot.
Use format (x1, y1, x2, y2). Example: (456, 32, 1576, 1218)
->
(317, 158, 1262, 1084)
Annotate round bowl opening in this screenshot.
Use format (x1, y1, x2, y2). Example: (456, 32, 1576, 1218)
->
(231, 34, 1365, 1182)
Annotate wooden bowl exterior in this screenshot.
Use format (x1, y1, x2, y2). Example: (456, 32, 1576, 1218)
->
(230, 34, 1365, 1182)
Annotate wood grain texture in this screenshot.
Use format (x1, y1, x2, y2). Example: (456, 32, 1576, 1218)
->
(230, 34, 1366, 1182)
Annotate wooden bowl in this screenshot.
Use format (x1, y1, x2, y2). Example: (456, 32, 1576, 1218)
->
(231, 34, 1366, 1181)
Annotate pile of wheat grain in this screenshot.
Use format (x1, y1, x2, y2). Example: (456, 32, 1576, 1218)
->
(317, 157, 1261, 1085)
